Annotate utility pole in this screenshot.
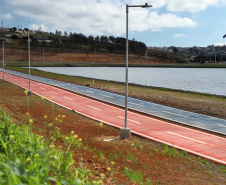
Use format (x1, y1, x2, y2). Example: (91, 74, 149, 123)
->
(27, 31, 32, 95)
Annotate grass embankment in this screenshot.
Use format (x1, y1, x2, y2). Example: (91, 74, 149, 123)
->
(2, 60, 226, 68)
(6, 66, 226, 121)
(0, 72, 226, 184)
(0, 109, 94, 184)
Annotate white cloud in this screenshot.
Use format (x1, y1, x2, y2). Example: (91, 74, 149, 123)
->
(147, 12, 197, 32)
(214, 43, 226, 46)
(2, 13, 13, 19)
(165, 0, 226, 12)
(8, 0, 197, 36)
(30, 24, 48, 32)
(174, 34, 187, 37)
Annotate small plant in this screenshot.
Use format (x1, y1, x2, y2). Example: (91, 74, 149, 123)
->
(123, 167, 143, 183)
(0, 109, 94, 184)
(161, 145, 169, 156)
(85, 83, 91, 87)
(161, 145, 178, 157)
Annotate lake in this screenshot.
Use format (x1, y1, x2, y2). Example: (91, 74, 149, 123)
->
(32, 67, 226, 96)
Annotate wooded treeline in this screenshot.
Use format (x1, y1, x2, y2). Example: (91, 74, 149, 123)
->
(14, 32, 147, 55)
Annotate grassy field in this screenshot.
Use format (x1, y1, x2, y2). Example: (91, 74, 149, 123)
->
(0, 67, 226, 184)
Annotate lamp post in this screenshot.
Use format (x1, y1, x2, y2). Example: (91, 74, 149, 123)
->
(120, 3, 152, 139)
(2, 41, 5, 82)
(27, 30, 32, 95)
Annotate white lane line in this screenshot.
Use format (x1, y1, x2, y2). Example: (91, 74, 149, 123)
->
(102, 94, 113, 99)
(50, 91, 58, 95)
(163, 111, 187, 118)
(117, 116, 141, 124)
(167, 132, 206, 144)
(129, 102, 145, 107)
(40, 87, 46, 90)
(87, 105, 100, 111)
(85, 90, 94, 93)
(218, 124, 226, 128)
(64, 96, 74, 101)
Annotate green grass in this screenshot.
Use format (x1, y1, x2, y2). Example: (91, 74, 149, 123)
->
(0, 109, 98, 185)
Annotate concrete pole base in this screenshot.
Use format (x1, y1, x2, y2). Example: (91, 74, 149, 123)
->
(27, 91, 32, 95)
(120, 127, 131, 139)
(2, 79, 5, 82)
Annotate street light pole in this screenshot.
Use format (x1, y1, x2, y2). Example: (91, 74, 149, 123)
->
(120, 3, 152, 139)
(28, 31, 32, 95)
(2, 41, 5, 82)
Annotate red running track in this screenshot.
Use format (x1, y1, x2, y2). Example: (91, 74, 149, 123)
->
(2, 72, 226, 165)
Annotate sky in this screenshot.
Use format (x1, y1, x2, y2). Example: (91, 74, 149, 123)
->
(1, 0, 226, 47)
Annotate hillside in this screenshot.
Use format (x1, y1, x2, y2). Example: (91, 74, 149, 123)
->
(1, 30, 185, 64)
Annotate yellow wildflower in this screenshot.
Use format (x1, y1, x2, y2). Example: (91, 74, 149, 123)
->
(97, 180, 103, 184)
(49, 144, 55, 148)
(62, 115, 66, 118)
(29, 119, 33, 123)
(111, 161, 115, 165)
(41, 96, 45, 100)
(48, 123, 53, 127)
(50, 96, 54, 99)
(99, 122, 103, 126)
(9, 135, 14, 139)
(58, 115, 61, 118)
(26, 157, 31, 162)
(107, 167, 111, 171)
(100, 173, 105, 178)
(65, 136, 69, 140)
(78, 138, 82, 142)
(24, 90, 28, 95)
(26, 112, 29, 116)
(73, 134, 78, 139)
(44, 115, 48, 119)
(35, 154, 39, 158)
(71, 131, 75, 134)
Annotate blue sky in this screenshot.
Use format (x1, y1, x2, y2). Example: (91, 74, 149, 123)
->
(1, 0, 226, 47)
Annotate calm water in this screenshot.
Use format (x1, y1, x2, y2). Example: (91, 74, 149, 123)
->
(32, 67, 226, 96)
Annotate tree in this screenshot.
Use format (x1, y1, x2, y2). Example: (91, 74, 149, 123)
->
(12, 27, 17, 32)
(173, 47, 178, 53)
(30, 38, 39, 48)
(109, 36, 115, 43)
(41, 40, 47, 47)
(11, 35, 19, 39)
(95, 36, 100, 42)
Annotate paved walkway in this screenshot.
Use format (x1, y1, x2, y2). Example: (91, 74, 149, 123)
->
(2, 69, 226, 136)
(1, 70, 226, 165)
